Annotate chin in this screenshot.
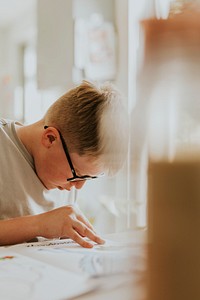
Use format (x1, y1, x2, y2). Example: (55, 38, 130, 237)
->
(41, 180, 55, 190)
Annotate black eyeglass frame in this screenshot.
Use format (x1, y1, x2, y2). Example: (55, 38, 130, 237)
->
(44, 126, 99, 182)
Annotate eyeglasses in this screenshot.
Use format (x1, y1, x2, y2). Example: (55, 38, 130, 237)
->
(44, 126, 101, 182)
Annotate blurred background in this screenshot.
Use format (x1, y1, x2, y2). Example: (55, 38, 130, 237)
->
(0, 0, 189, 234)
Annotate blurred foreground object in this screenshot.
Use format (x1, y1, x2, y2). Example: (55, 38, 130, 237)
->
(139, 3, 200, 300)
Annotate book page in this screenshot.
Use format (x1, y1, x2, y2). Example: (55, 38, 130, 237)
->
(0, 248, 98, 300)
(7, 236, 146, 277)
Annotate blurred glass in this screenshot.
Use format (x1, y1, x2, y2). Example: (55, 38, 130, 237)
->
(136, 2, 200, 300)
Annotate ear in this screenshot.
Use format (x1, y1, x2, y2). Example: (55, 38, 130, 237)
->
(42, 127, 59, 149)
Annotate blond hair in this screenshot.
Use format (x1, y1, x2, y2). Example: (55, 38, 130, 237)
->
(44, 80, 129, 175)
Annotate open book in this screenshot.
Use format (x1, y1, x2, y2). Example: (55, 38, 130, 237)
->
(0, 232, 146, 300)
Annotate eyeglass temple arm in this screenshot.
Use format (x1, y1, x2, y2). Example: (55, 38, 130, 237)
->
(44, 125, 76, 176)
(59, 133, 76, 176)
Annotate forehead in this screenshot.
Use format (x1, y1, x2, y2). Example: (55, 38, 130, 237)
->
(70, 152, 104, 175)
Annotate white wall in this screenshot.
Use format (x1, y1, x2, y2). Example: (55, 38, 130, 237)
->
(0, 0, 36, 119)
(37, 0, 74, 90)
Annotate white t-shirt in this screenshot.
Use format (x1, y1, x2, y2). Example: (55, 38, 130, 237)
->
(0, 119, 69, 219)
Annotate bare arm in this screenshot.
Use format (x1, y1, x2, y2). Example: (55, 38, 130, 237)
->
(0, 205, 105, 248)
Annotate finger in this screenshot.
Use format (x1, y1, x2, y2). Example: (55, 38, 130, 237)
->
(76, 214, 95, 232)
(71, 206, 94, 231)
(68, 229, 94, 248)
(73, 220, 105, 245)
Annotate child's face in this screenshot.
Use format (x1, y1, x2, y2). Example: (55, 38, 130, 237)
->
(35, 145, 104, 191)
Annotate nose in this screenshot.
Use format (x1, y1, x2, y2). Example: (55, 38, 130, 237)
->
(70, 180, 86, 189)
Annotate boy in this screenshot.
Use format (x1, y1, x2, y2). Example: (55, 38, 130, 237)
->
(0, 80, 128, 247)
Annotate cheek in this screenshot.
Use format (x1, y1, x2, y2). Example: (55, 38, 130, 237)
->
(35, 158, 67, 183)
(46, 164, 67, 182)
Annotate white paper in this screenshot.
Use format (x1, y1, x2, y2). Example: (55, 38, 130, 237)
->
(8, 237, 145, 277)
(0, 248, 98, 300)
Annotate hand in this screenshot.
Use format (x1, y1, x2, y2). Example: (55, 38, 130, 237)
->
(36, 205, 105, 248)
